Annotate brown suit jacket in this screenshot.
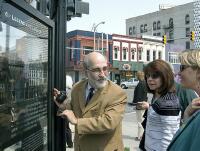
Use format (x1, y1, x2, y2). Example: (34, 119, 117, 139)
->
(67, 79, 127, 151)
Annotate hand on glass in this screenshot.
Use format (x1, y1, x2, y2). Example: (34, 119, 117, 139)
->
(59, 110, 78, 125)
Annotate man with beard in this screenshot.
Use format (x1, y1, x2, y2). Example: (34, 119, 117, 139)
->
(53, 52, 127, 151)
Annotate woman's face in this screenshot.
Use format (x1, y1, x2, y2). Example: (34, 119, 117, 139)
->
(178, 65, 197, 89)
(146, 72, 162, 92)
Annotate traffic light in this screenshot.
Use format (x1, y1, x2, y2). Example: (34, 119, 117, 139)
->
(190, 31, 195, 41)
(66, 0, 89, 21)
(162, 35, 167, 44)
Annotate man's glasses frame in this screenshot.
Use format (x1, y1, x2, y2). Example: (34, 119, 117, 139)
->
(86, 66, 109, 75)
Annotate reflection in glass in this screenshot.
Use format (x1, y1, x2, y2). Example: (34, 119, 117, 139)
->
(0, 2, 48, 150)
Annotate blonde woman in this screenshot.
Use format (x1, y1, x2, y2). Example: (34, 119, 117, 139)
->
(168, 50, 200, 151)
(132, 71, 148, 141)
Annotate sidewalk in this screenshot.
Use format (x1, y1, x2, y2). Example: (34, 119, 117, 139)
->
(123, 111, 140, 151)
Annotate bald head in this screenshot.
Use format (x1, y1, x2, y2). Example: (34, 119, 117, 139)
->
(83, 52, 107, 69)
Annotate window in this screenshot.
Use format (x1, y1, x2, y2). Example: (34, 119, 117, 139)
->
(146, 50, 150, 61)
(153, 33, 157, 36)
(186, 41, 190, 49)
(138, 51, 142, 60)
(169, 18, 174, 28)
(157, 32, 161, 36)
(140, 24, 144, 33)
(144, 24, 148, 32)
(123, 48, 127, 60)
(168, 52, 180, 64)
(153, 21, 157, 30)
(153, 51, 156, 60)
(132, 26, 136, 34)
(131, 48, 136, 60)
(138, 47, 143, 60)
(185, 14, 190, 24)
(129, 27, 132, 35)
(158, 51, 162, 59)
(157, 21, 161, 30)
(185, 28, 190, 37)
(114, 47, 118, 59)
(83, 46, 93, 55)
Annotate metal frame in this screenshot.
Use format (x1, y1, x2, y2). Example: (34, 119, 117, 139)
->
(4, 0, 57, 150)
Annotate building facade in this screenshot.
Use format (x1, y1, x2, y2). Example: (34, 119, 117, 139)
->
(66, 30, 165, 84)
(112, 34, 165, 84)
(66, 30, 112, 82)
(126, 2, 194, 73)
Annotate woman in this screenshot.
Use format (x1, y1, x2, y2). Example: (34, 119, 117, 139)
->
(141, 59, 181, 151)
(132, 71, 147, 141)
(167, 50, 200, 151)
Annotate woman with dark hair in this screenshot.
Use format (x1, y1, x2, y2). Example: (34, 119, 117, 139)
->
(140, 59, 181, 151)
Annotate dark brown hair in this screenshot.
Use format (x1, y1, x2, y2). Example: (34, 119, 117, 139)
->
(144, 59, 175, 96)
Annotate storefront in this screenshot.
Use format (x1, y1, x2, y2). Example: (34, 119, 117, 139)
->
(0, 1, 55, 150)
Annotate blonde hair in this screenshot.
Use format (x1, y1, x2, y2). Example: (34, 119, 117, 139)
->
(136, 71, 144, 81)
(179, 49, 200, 68)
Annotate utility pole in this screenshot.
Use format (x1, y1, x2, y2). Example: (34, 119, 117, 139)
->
(53, 1, 66, 151)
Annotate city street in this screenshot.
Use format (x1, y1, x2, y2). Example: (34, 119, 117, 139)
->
(66, 88, 153, 151)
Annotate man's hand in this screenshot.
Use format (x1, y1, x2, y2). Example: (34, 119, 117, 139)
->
(53, 88, 66, 110)
(59, 110, 78, 125)
(184, 97, 200, 120)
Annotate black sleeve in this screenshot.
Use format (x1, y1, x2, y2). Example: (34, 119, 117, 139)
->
(132, 81, 147, 103)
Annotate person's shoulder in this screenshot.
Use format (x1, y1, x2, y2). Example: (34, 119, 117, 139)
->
(72, 79, 87, 90)
(108, 80, 126, 93)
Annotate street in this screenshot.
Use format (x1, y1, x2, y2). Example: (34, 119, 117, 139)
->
(66, 88, 152, 151)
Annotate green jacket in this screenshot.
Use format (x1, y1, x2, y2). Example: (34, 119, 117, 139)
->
(175, 82, 197, 113)
(167, 111, 200, 151)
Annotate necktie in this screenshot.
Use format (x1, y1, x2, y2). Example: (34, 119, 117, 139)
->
(86, 88, 94, 105)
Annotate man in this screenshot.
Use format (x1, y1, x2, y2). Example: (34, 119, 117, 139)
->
(53, 52, 127, 151)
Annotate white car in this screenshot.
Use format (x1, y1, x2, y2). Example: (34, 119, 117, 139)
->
(120, 78, 139, 89)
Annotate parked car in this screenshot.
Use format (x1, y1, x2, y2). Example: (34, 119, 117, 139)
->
(120, 78, 139, 89)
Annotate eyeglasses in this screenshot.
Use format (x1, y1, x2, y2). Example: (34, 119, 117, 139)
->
(87, 66, 109, 75)
(179, 65, 190, 72)
(146, 73, 160, 79)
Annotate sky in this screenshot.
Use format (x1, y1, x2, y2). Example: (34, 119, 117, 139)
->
(67, 0, 194, 35)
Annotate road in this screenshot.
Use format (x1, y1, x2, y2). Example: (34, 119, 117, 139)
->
(66, 88, 152, 151)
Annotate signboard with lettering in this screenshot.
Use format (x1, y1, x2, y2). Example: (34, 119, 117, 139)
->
(0, 1, 49, 151)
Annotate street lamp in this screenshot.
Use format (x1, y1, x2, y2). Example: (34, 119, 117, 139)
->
(93, 21, 105, 51)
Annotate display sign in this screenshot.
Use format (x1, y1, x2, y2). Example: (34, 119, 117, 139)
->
(0, 1, 48, 150)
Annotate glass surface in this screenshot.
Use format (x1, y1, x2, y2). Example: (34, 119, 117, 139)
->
(0, 1, 48, 151)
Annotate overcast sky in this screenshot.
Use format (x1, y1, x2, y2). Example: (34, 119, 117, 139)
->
(67, 0, 194, 35)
